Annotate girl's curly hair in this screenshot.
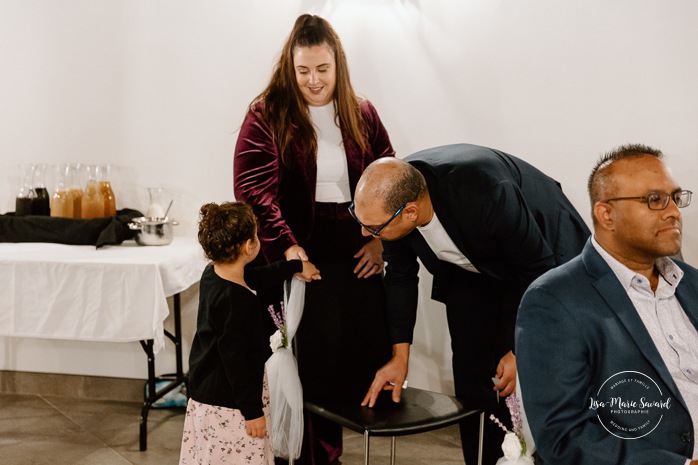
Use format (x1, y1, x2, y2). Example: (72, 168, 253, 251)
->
(197, 202, 257, 263)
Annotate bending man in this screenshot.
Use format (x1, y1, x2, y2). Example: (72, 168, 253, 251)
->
(351, 143, 590, 465)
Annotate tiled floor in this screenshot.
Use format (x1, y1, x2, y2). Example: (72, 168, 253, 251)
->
(0, 392, 466, 465)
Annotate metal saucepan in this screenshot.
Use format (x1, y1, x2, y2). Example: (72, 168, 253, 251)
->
(128, 216, 179, 246)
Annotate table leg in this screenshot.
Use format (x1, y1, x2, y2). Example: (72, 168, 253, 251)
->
(173, 293, 186, 391)
(139, 338, 156, 451)
(138, 292, 187, 452)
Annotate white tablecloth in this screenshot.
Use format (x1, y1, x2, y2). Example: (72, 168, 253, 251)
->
(0, 237, 207, 353)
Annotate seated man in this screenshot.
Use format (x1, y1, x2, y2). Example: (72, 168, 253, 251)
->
(516, 144, 698, 464)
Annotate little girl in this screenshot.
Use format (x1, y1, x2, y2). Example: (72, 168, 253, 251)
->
(180, 201, 320, 465)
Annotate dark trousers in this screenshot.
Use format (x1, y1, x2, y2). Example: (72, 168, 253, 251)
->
(442, 270, 517, 465)
(291, 202, 392, 464)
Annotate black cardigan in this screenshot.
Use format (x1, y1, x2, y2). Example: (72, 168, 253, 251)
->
(188, 259, 302, 419)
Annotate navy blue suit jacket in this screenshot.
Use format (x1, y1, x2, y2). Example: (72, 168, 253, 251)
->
(516, 240, 697, 464)
(383, 144, 590, 347)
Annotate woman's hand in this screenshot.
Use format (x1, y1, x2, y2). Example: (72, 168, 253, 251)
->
(245, 415, 266, 439)
(353, 237, 385, 278)
(286, 245, 320, 282)
(284, 245, 308, 261)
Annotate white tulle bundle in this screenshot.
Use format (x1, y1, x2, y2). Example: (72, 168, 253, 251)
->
(265, 278, 305, 460)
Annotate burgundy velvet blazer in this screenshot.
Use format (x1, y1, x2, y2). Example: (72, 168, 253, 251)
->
(233, 100, 395, 262)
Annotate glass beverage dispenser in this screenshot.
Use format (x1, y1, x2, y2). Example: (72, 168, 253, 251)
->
(15, 164, 36, 216)
(80, 165, 105, 219)
(31, 163, 50, 216)
(50, 164, 74, 218)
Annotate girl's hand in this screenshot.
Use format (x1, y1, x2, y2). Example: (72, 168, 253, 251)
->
(295, 260, 321, 282)
(245, 415, 266, 439)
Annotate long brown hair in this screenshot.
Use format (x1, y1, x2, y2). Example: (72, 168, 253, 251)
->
(252, 14, 366, 166)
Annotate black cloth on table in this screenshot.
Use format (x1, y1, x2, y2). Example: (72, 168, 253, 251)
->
(0, 209, 143, 248)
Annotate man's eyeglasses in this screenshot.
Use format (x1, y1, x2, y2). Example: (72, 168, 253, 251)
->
(348, 201, 407, 237)
(603, 190, 692, 210)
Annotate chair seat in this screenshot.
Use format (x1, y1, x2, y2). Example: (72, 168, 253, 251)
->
(304, 387, 480, 437)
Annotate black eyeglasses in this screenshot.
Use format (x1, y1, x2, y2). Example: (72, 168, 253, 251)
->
(603, 190, 692, 210)
(348, 201, 407, 237)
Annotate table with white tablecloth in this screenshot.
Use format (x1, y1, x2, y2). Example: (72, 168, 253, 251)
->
(0, 237, 208, 450)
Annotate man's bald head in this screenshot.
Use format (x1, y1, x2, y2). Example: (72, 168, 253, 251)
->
(356, 158, 427, 214)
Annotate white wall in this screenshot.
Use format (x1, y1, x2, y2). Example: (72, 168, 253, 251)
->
(1, 0, 697, 391)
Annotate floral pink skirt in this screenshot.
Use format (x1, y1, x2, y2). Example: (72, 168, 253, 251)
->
(179, 381, 273, 465)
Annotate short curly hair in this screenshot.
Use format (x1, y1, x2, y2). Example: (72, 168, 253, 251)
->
(197, 202, 257, 263)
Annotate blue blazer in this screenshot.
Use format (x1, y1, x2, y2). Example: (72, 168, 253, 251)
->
(516, 239, 697, 464)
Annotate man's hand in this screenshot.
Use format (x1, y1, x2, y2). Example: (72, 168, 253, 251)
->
(493, 350, 516, 397)
(362, 343, 410, 407)
(353, 238, 384, 279)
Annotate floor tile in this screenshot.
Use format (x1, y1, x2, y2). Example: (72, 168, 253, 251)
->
(44, 395, 185, 464)
(0, 392, 466, 465)
(0, 394, 131, 465)
(342, 425, 465, 465)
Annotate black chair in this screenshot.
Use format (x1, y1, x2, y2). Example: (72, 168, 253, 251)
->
(303, 387, 483, 465)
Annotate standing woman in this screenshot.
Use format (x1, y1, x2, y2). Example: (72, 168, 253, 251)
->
(234, 14, 394, 465)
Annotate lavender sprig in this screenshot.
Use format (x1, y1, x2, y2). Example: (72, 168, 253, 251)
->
(490, 395, 529, 457)
(267, 301, 288, 349)
(506, 394, 523, 436)
(267, 302, 285, 331)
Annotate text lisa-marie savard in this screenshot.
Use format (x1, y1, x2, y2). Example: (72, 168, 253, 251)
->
(589, 397, 672, 411)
